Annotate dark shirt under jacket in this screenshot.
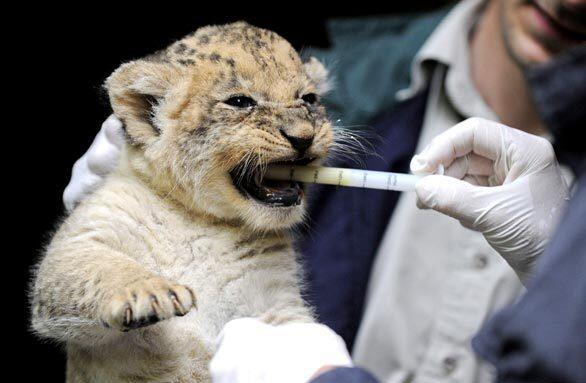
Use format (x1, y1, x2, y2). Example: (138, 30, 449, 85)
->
(473, 175, 586, 383)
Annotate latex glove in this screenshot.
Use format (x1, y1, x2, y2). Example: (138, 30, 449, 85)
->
(210, 318, 353, 383)
(410, 118, 570, 282)
(63, 115, 124, 211)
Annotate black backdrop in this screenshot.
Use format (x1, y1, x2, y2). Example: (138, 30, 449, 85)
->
(17, 4, 450, 381)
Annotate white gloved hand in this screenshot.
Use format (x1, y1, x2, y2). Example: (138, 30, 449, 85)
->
(410, 118, 570, 283)
(210, 318, 353, 383)
(63, 115, 124, 211)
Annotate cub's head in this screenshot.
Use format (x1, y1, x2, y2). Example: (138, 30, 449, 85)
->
(106, 22, 332, 231)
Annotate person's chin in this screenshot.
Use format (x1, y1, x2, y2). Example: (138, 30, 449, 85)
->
(502, 0, 585, 67)
(506, 28, 555, 66)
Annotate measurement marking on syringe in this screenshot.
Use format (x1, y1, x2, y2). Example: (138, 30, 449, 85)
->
(337, 170, 343, 186)
(386, 174, 397, 190)
(362, 172, 368, 188)
(289, 168, 295, 182)
(313, 169, 319, 183)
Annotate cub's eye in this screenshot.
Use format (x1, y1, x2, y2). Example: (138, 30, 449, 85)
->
(224, 95, 257, 108)
(301, 93, 318, 105)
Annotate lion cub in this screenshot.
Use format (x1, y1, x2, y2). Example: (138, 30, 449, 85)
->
(31, 22, 332, 382)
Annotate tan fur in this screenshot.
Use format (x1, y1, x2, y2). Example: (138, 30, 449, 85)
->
(30, 22, 332, 382)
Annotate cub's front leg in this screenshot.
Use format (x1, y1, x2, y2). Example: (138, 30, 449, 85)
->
(103, 275, 196, 331)
(31, 241, 196, 346)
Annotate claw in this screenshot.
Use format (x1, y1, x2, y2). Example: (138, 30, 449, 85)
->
(123, 306, 133, 327)
(150, 294, 162, 317)
(169, 290, 186, 316)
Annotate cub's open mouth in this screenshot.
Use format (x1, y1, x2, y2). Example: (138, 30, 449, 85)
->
(230, 157, 315, 207)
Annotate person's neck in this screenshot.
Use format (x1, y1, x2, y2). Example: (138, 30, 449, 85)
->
(470, 1, 547, 136)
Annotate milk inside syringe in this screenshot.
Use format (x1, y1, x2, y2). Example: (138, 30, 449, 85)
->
(265, 165, 424, 192)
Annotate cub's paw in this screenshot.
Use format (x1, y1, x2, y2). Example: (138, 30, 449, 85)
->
(101, 277, 196, 331)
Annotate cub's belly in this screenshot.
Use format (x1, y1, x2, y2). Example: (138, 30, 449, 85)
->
(158, 242, 306, 345)
(171, 265, 281, 349)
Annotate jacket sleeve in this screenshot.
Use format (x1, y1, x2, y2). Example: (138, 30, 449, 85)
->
(473, 175, 586, 383)
(310, 367, 380, 383)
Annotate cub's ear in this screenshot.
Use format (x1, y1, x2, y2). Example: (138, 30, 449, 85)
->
(303, 57, 331, 95)
(105, 60, 184, 145)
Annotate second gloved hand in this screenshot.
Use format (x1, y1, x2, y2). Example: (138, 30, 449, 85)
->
(210, 318, 352, 383)
(63, 115, 124, 211)
(410, 118, 570, 283)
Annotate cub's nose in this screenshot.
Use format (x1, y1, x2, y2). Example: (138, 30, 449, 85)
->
(279, 128, 314, 156)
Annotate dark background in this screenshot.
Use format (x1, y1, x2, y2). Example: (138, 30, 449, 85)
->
(17, 4, 451, 381)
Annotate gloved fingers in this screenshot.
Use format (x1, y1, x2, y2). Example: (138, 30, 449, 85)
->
(462, 175, 490, 186)
(282, 323, 351, 358)
(86, 127, 124, 176)
(411, 118, 505, 175)
(415, 175, 490, 225)
(502, 133, 559, 183)
(414, 177, 486, 210)
(210, 318, 352, 383)
(63, 116, 124, 212)
(211, 318, 266, 381)
(215, 318, 268, 348)
(210, 344, 248, 383)
(443, 153, 494, 179)
(63, 156, 105, 211)
(102, 114, 125, 148)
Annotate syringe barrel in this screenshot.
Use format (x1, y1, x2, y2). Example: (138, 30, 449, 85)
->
(265, 165, 422, 192)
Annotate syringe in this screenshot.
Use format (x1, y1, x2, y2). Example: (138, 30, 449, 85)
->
(265, 165, 423, 192)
